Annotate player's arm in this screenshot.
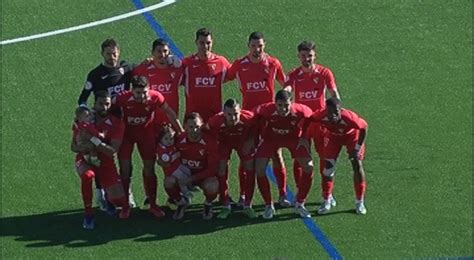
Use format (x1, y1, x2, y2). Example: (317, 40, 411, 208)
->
(160, 102, 184, 134)
(348, 113, 368, 160)
(70, 133, 93, 153)
(78, 74, 94, 106)
(325, 68, 341, 100)
(275, 60, 287, 87)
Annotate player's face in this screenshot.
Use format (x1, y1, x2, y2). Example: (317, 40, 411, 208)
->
(224, 105, 241, 126)
(298, 49, 315, 68)
(94, 97, 111, 117)
(152, 45, 170, 65)
(185, 118, 203, 140)
(132, 87, 149, 103)
(160, 131, 174, 146)
(248, 39, 265, 59)
(77, 111, 92, 123)
(196, 35, 213, 55)
(327, 105, 342, 123)
(102, 46, 120, 67)
(276, 99, 292, 117)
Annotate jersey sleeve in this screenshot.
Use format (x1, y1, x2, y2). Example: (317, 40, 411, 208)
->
(274, 59, 287, 85)
(225, 59, 239, 82)
(78, 72, 95, 106)
(284, 70, 296, 87)
(132, 64, 146, 76)
(323, 68, 337, 90)
(345, 110, 368, 130)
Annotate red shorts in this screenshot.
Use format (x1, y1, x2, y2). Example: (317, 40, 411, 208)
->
(255, 136, 311, 159)
(119, 127, 156, 161)
(323, 131, 366, 160)
(218, 141, 254, 162)
(75, 156, 121, 188)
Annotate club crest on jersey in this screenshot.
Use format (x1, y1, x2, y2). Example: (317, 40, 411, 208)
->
(313, 77, 319, 84)
(199, 149, 205, 156)
(170, 72, 176, 79)
(209, 64, 216, 71)
(118, 67, 125, 75)
(290, 120, 297, 126)
(145, 106, 150, 111)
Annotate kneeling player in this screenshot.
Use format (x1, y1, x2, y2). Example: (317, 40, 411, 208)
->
(310, 97, 368, 215)
(164, 113, 219, 220)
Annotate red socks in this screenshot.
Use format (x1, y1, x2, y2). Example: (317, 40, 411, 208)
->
(354, 180, 366, 201)
(244, 169, 256, 207)
(321, 176, 334, 200)
(80, 170, 94, 215)
(257, 175, 272, 205)
(296, 169, 313, 204)
(217, 173, 229, 205)
(273, 167, 287, 197)
(143, 173, 157, 207)
(238, 164, 247, 197)
(293, 160, 303, 189)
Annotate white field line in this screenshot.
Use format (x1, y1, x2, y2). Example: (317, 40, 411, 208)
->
(0, 0, 176, 45)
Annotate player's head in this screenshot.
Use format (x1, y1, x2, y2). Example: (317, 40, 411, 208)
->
(223, 98, 242, 126)
(94, 91, 112, 117)
(131, 75, 149, 103)
(275, 90, 292, 116)
(326, 97, 342, 123)
(195, 28, 213, 55)
(184, 112, 204, 141)
(75, 106, 92, 122)
(158, 123, 176, 147)
(248, 31, 265, 59)
(152, 38, 170, 65)
(297, 41, 317, 68)
(101, 38, 120, 67)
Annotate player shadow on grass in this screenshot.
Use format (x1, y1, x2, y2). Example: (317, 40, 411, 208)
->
(0, 204, 302, 248)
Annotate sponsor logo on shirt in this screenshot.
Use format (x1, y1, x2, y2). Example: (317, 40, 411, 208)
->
(152, 83, 172, 93)
(271, 127, 290, 135)
(107, 83, 126, 96)
(182, 159, 201, 169)
(195, 77, 216, 87)
(246, 81, 267, 92)
(127, 116, 147, 125)
(298, 90, 318, 100)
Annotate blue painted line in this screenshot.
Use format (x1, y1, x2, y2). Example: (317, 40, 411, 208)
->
(130, 0, 184, 59)
(265, 167, 342, 259)
(130, 0, 341, 258)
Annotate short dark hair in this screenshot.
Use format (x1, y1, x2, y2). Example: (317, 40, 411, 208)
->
(297, 41, 316, 52)
(75, 106, 91, 117)
(184, 112, 203, 123)
(248, 31, 264, 43)
(131, 75, 148, 89)
(101, 38, 119, 52)
(223, 98, 240, 109)
(157, 123, 175, 142)
(152, 38, 169, 52)
(195, 28, 212, 41)
(326, 97, 342, 108)
(275, 89, 292, 102)
(94, 90, 111, 101)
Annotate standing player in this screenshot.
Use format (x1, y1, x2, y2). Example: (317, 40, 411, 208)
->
(226, 32, 291, 207)
(113, 75, 183, 219)
(253, 90, 314, 219)
(309, 98, 368, 215)
(164, 112, 219, 220)
(133, 38, 183, 128)
(182, 28, 231, 122)
(205, 99, 259, 219)
(285, 40, 341, 205)
(77, 38, 134, 209)
(71, 91, 130, 229)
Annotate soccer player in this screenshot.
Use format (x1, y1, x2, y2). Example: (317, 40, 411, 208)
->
(133, 38, 183, 129)
(205, 99, 259, 219)
(164, 112, 219, 220)
(309, 98, 368, 215)
(77, 38, 134, 209)
(182, 28, 231, 122)
(113, 75, 183, 219)
(71, 91, 130, 229)
(226, 31, 291, 207)
(253, 90, 314, 219)
(285, 40, 341, 204)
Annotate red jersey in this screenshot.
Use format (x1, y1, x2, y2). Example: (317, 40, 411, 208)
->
(175, 133, 218, 181)
(286, 64, 337, 111)
(156, 143, 181, 176)
(75, 121, 100, 137)
(256, 102, 313, 140)
(133, 63, 183, 123)
(182, 53, 231, 121)
(93, 115, 124, 165)
(311, 108, 367, 136)
(206, 109, 257, 144)
(113, 90, 166, 129)
(227, 55, 286, 110)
